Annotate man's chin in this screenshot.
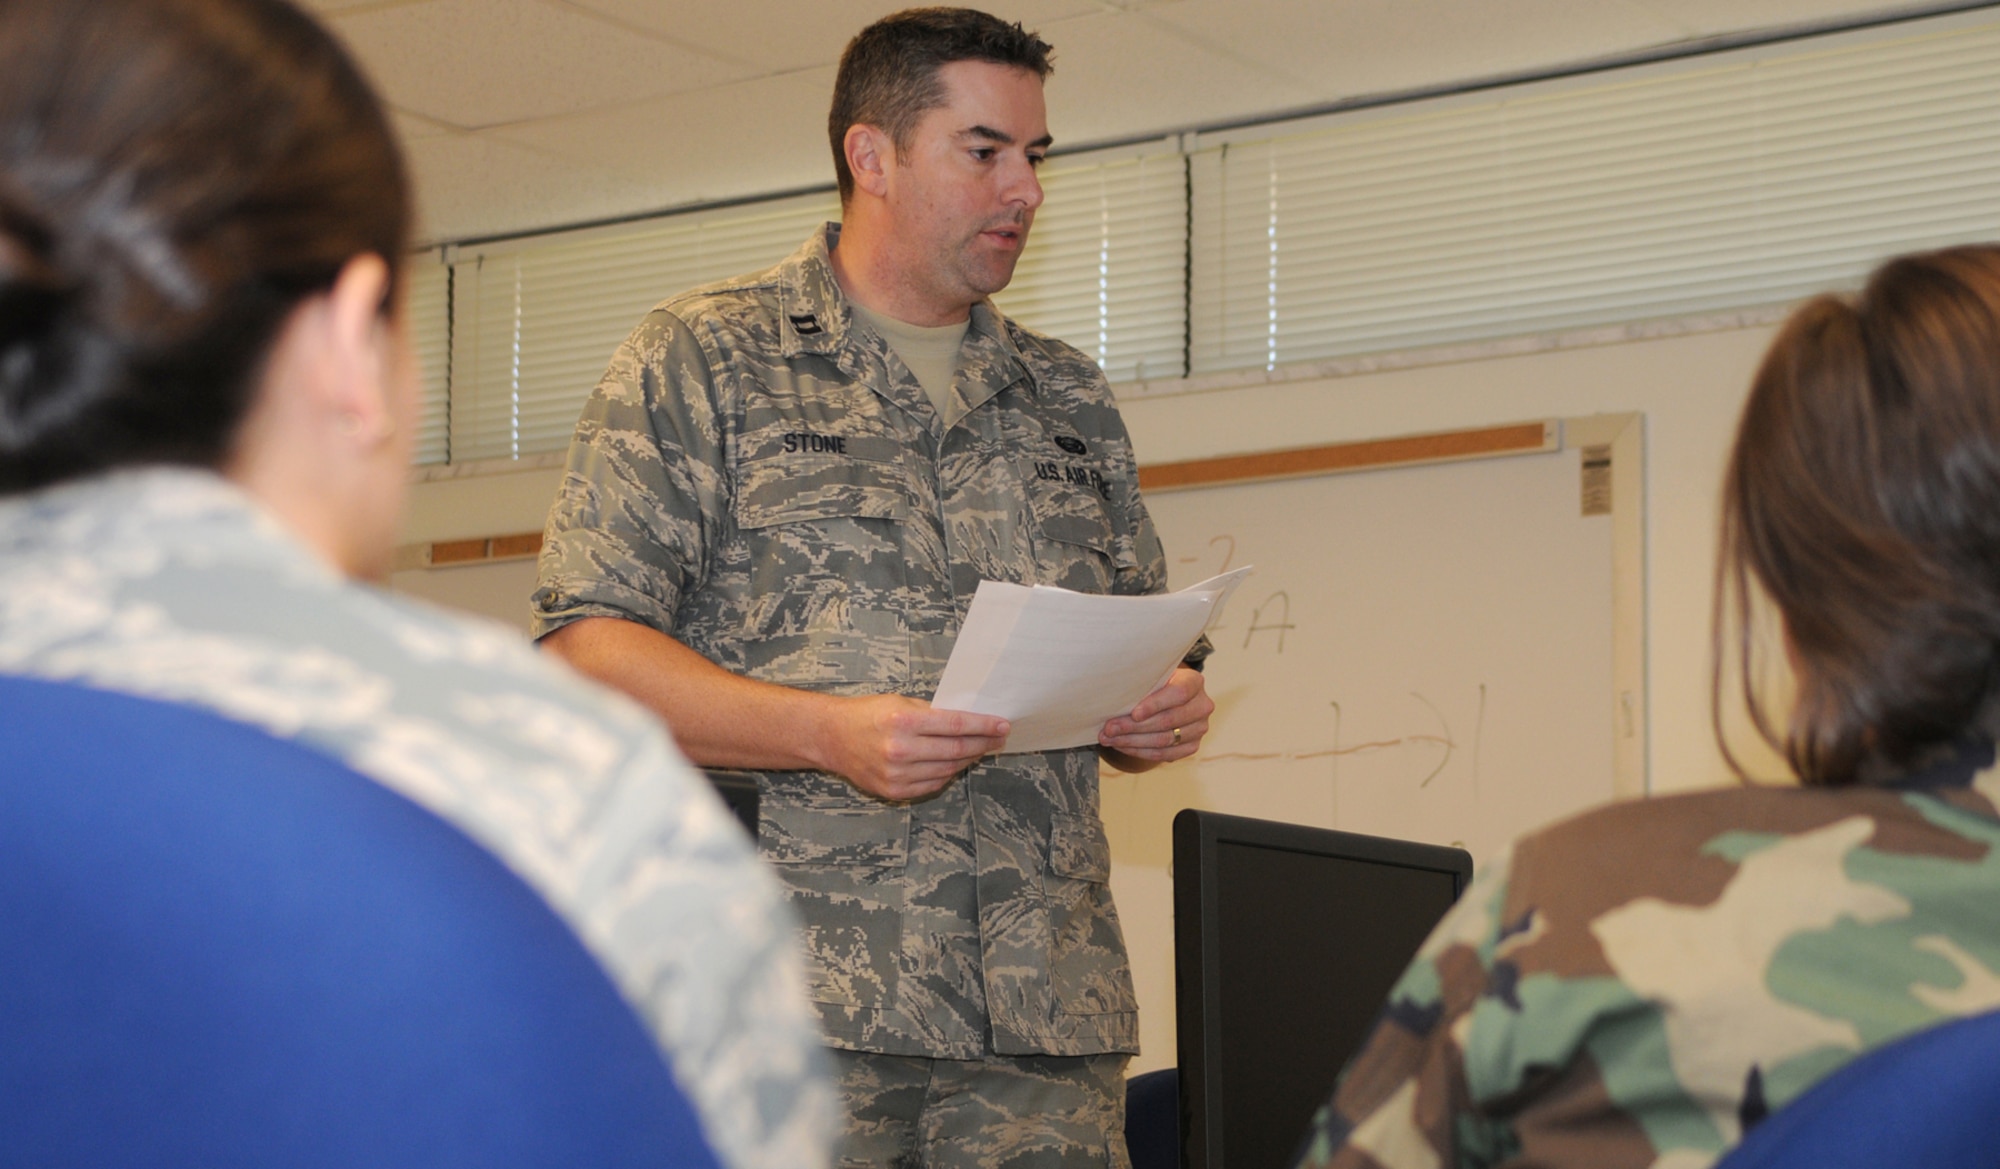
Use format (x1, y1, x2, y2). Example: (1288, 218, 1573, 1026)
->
(965, 259, 1024, 300)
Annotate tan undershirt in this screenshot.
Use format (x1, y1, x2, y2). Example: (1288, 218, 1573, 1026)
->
(851, 301, 969, 419)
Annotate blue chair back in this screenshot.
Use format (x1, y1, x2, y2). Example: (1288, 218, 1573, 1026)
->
(1716, 1008, 2000, 1169)
(0, 675, 720, 1169)
(1125, 1067, 1180, 1169)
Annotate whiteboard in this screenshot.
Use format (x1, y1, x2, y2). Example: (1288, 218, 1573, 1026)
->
(1105, 412, 1646, 1072)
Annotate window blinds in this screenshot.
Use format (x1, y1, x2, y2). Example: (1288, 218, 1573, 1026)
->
(1188, 16, 2000, 374)
(439, 144, 1186, 464)
(405, 254, 451, 466)
(448, 192, 839, 464)
(996, 146, 1188, 382)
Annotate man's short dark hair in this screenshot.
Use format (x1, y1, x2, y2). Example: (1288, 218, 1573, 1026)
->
(829, 7, 1054, 203)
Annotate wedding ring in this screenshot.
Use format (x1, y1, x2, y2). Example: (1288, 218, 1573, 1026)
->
(1171, 726, 1183, 746)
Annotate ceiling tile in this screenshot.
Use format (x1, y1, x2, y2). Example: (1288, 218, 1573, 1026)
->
(297, 0, 424, 12)
(355, 0, 1950, 243)
(1627, 0, 1934, 38)
(484, 68, 840, 217)
(1034, 9, 1319, 148)
(326, 0, 753, 129)
(391, 108, 457, 141)
(563, 0, 1102, 73)
(1138, 0, 1688, 109)
(404, 131, 667, 242)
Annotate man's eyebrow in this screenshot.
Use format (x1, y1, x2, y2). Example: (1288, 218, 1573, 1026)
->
(962, 124, 1056, 151)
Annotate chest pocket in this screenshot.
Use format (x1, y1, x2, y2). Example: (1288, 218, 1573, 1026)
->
(731, 444, 915, 688)
(1021, 454, 1134, 593)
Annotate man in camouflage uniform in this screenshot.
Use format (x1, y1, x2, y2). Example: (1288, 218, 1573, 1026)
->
(1294, 737, 2000, 1169)
(532, 9, 1214, 1167)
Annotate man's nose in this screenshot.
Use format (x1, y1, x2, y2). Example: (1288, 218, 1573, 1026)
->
(1007, 161, 1044, 212)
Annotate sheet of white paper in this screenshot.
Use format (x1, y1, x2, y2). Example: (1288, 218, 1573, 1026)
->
(932, 567, 1253, 753)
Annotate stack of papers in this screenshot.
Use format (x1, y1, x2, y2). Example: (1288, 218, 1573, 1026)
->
(932, 567, 1252, 753)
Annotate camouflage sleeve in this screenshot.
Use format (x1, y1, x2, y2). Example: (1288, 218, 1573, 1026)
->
(1088, 370, 1214, 664)
(1294, 851, 1519, 1169)
(531, 309, 729, 640)
(1098, 400, 1166, 601)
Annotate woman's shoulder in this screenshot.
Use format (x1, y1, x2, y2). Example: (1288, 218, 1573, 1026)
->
(0, 470, 711, 842)
(1487, 779, 2000, 1000)
(345, 581, 662, 741)
(309, 582, 727, 829)
(1511, 780, 1992, 884)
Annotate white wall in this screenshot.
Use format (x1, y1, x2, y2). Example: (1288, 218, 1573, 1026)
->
(400, 461, 564, 547)
(391, 463, 562, 634)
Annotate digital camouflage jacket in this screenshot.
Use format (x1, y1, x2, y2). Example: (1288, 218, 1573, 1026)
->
(534, 226, 1170, 1060)
(1295, 739, 2000, 1169)
(0, 470, 834, 1169)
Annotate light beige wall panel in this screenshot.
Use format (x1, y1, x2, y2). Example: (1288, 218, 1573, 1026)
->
(390, 558, 542, 636)
(401, 464, 566, 546)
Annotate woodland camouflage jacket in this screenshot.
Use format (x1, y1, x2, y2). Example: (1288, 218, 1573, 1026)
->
(1295, 738, 2000, 1169)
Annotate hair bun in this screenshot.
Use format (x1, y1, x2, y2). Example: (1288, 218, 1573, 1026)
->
(0, 191, 87, 447)
(0, 192, 80, 341)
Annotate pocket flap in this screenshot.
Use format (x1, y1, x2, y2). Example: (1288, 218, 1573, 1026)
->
(1048, 813, 1112, 882)
(1026, 487, 1116, 554)
(736, 455, 912, 530)
(760, 802, 911, 867)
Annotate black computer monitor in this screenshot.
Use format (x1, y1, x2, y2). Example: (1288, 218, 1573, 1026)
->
(1172, 809, 1473, 1169)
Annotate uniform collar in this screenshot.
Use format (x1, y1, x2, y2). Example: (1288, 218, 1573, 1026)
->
(775, 224, 852, 361)
(775, 223, 1034, 413)
(0, 466, 336, 587)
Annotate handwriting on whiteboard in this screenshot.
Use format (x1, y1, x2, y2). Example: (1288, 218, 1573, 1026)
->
(1242, 591, 1294, 653)
(1198, 685, 1487, 788)
(1178, 535, 1240, 634)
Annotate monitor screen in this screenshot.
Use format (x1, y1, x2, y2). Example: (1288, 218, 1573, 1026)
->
(1174, 810, 1472, 1169)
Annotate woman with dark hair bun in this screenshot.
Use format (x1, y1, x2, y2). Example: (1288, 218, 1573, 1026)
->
(0, 2, 831, 1166)
(1293, 246, 2000, 1169)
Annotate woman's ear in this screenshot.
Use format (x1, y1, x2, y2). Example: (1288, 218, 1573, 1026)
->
(320, 253, 396, 447)
(225, 253, 407, 580)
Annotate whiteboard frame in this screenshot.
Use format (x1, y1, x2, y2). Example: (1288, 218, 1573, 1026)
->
(1563, 411, 1648, 799)
(1135, 411, 1650, 799)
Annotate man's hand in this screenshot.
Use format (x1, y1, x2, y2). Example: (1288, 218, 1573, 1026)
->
(813, 695, 1010, 802)
(542, 618, 1005, 799)
(1098, 667, 1213, 771)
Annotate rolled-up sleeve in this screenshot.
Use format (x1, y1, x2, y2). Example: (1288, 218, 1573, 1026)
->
(532, 309, 729, 640)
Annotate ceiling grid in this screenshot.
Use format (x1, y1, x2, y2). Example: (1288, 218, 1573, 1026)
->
(299, 0, 1974, 242)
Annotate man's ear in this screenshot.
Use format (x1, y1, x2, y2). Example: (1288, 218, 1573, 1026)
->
(844, 123, 893, 199)
(320, 253, 395, 443)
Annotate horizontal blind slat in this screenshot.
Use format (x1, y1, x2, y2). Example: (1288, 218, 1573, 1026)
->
(1191, 14, 2000, 374)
